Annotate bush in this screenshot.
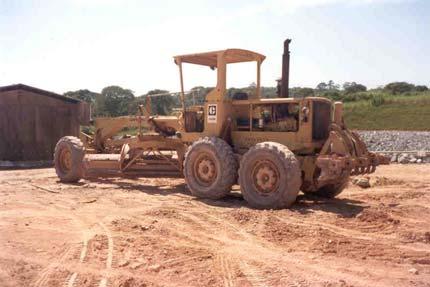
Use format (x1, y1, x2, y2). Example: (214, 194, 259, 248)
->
(384, 82, 415, 95)
(343, 82, 367, 94)
(371, 94, 385, 107)
(290, 87, 314, 98)
(321, 90, 342, 101)
(342, 92, 373, 102)
(415, 85, 428, 92)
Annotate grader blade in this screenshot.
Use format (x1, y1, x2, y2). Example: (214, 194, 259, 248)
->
(83, 152, 182, 176)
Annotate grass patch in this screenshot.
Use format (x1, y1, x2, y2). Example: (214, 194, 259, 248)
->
(344, 93, 430, 130)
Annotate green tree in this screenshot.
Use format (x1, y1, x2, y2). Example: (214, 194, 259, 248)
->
(415, 85, 428, 92)
(190, 86, 212, 105)
(261, 86, 277, 98)
(343, 82, 367, 94)
(64, 89, 98, 103)
(101, 86, 135, 117)
(327, 80, 340, 90)
(316, 82, 328, 91)
(290, 87, 314, 98)
(384, 82, 415, 95)
(322, 90, 342, 101)
(141, 89, 176, 115)
(64, 89, 103, 116)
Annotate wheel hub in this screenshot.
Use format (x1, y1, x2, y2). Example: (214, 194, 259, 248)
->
(252, 161, 279, 194)
(194, 155, 217, 186)
(60, 149, 72, 172)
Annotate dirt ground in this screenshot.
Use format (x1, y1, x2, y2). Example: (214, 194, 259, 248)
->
(0, 165, 429, 287)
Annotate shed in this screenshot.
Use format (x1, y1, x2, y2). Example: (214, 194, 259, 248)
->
(0, 84, 90, 161)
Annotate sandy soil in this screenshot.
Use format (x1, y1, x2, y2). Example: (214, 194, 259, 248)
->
(0, 164, 429, 287)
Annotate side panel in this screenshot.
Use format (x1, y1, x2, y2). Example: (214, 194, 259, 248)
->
(231, 131, 321, 154)
(230, 99, 318, 154)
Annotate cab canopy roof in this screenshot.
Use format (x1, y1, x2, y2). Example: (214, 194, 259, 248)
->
(174, 49, 266, 67)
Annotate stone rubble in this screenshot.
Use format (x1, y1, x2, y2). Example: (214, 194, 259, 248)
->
(356, 131, 430, 164)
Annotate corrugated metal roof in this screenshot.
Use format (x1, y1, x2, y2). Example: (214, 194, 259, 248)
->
(0, 84, 81, 104)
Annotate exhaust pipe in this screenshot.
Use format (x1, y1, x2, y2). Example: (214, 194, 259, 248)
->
(280, 39, 291, 98)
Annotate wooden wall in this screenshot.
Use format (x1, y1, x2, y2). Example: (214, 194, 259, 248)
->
(0, 89, 81, 161)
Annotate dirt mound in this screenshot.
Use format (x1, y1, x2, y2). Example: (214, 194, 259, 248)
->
(228, 209, 257, 224)
(372, 176, 405, 186)
(356, 208, 400, 225)
(111, 218, 156, 233)
(262, 215, 311, 246)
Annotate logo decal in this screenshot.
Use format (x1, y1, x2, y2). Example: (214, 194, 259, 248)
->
(207, 104, 217, 123)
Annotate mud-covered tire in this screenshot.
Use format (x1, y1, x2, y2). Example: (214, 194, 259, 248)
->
(313, 175, 349, 198)
(239, 142, 302, 209)
(184, 137, 237, 199)
(54, 136, 85, 182)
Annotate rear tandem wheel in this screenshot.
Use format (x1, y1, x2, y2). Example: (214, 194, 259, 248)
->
(238, 142, 302, 209)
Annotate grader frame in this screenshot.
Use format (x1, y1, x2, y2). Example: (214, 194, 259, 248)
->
(54, 39, 388, 209)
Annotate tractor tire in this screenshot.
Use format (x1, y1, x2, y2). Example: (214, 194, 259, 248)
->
(313, 175, 349, 198)
(239, 142, 302, 209)
(54, 136, 85, 182)
(184, 137, 237, 199)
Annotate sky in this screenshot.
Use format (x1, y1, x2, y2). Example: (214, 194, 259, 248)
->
(0, 0, 429, 96)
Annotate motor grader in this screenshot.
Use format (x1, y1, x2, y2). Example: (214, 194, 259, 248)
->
(54, 39, 387, 209)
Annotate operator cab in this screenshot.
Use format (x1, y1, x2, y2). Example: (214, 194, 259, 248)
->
(173, 49, 265, 136)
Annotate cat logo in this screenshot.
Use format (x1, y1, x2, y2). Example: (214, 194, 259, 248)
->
(207, 104, 217, 123)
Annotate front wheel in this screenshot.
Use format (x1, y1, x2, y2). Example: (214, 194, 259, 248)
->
(54, 136, 85, 182)
(238, 142, 302, 209)
(183, 137, 237, 199)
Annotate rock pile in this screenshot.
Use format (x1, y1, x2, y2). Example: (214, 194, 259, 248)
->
(357, 131, 430, 151)
(382, 152, 430, 164)
(356, 131, 430, 164)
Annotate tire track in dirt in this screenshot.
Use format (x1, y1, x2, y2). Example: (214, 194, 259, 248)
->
(182, 211, 319, 286)
(272, 215, 430, 254)
(215, 253, 235, 287)
(65, 213, 94, 287)
(98, 222, 114, 287)
(64, 220, 113, 287)
(27, 197, 113, 287)
(238, 261, 269, 287)
(176, 213, 305, 285)
(33, 245, 74, 287)
(170, 209, 410, 287)
(148, 210, 271, 286)
(31, 200, 92, 287)
(162, 211, 291, 286)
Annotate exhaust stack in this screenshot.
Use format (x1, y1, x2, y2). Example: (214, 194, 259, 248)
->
(280, 39, 291, 98)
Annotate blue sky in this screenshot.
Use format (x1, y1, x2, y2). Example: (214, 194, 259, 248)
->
(0, 0, 429, 95)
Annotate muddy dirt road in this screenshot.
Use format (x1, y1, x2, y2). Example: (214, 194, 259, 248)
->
(0, 165, 429, 287)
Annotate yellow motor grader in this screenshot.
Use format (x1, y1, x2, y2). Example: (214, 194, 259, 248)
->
(54, 39, 388, 209)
